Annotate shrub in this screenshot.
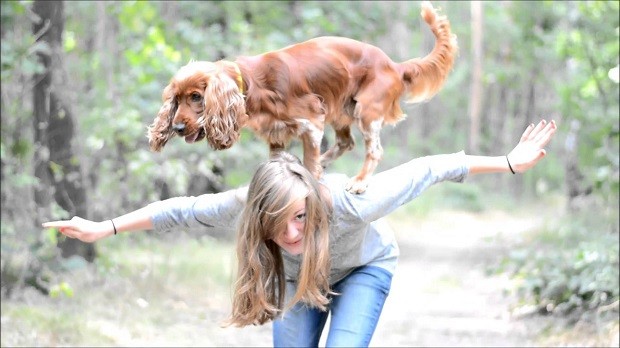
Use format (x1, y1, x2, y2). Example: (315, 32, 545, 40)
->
(496, 211, 619, 315)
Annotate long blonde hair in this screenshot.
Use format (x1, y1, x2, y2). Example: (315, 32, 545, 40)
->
(225, 152, 333, 326)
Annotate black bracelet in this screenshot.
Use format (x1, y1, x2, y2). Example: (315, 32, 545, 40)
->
(110, 219, 118, 235)
(506, 155, 516, 174)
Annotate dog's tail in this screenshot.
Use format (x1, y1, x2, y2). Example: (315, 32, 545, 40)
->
(399, 1, 458, 104)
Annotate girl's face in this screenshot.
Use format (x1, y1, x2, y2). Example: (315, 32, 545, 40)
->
(273, 197, 306, 255)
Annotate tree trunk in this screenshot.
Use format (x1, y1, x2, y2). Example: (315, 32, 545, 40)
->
(288, 1, 303, 28)
(468, 1, 483, 153)
(492, 26, 512, 191)
(510, 70, 538, 197)
(411, 3, 436, 147)
(378, 1, 416, 146)
(564, 120, 593, 212)
(32, 0, 95, 262)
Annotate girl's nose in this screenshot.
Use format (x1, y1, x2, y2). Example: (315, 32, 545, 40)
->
(284, 223, 300, 241)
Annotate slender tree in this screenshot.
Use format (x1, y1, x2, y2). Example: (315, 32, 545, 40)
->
(32, 0, 95, 261)
(468, 0, 483, 153)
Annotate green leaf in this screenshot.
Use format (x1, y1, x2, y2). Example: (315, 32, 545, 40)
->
(64, 31, 76, 52)
(46, 227, 58, 245)
(49, 281, 74, 299)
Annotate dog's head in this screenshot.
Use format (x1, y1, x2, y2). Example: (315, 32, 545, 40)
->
(147, 61, 247, 152)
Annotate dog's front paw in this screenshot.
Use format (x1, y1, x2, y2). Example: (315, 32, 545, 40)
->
(345, 177, 368, 194)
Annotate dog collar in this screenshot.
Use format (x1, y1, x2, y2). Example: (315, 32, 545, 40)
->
(233, 63, 244, 94)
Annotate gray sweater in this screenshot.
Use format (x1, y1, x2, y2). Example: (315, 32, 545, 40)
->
(149, 152, 469, 284)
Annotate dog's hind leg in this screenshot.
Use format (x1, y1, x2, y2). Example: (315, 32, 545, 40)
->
(320, 125, 355, 169)
(347, 116, 383, 194)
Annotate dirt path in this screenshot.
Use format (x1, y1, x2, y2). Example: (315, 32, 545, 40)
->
(370, 209, 543, 347)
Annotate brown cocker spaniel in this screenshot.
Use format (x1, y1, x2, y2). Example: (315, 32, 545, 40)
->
(148, 2, 458, 193)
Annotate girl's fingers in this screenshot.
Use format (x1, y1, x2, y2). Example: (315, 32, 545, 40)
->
(42, 220, 71, 228)
(538, 148, 547, 160)
(530, 119, 547, 139)
(533, 120, 557, 147)
(43, 217, 84, 229)
(520, 123, 536, 142)
(60, 229, 74, 238)
(521, 119, 546, 142)
(42, 221, 78, 237)
(51, 226, 74, 238)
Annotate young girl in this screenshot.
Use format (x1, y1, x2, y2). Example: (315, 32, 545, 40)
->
(43, 119, 557, 347)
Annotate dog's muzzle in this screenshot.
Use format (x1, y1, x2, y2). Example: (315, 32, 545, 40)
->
(172, 123, 186, 135)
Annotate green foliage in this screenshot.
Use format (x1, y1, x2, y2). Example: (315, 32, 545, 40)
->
(1, 228, 61, 297)
(49, 281, 74, 299)
(555, 1, 620, 206)
(445, 184, 486, 212)
(495, 211, 619, 314)
(0, 2, 47, 81)
(393, 182, 486, 218)
(1, 0, 46, 236)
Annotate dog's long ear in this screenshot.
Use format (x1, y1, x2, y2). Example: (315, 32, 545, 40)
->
(148, 84, 177, 152)
(203, 72, 247, 150)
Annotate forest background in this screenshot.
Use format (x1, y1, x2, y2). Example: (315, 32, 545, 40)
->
(1, 0, 618, 346)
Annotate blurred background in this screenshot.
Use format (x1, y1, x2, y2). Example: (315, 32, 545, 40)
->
(1, 1, 618, 346)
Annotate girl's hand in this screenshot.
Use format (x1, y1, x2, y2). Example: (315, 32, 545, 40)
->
(42, 217, 114, 243)
(507, 119, 557, 173)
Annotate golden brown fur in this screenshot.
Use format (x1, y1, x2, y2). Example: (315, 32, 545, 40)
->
(148, 2, 458, 193)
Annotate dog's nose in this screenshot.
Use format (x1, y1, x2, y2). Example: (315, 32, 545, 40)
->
(172, 123, 185, 134)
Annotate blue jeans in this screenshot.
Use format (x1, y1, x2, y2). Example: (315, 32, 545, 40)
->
(273, 265, 393, 347)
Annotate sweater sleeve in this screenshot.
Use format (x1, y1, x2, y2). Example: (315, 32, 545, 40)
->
(339, 151, 469, 223)
(148, 188, 245, 235)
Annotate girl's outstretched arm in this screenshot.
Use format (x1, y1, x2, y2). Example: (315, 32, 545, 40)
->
(42, 206, 154, 243)
(42, 187, 249, 243)
(337, 119, 557, 223)
(468, 119, 557, 175)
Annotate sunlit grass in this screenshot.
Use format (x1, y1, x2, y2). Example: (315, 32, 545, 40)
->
(1, 233, 239, 347)
(389, 181, 488, 220)
(97, 233, 237, 290)
(1, 300, 116, 346)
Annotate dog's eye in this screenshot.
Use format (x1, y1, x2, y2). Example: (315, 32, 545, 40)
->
(190, 93, 202, 102)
